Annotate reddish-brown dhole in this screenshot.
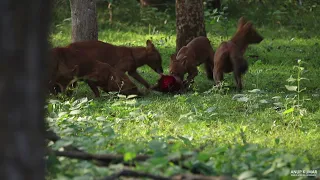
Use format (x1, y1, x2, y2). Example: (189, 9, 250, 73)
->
(67, 40, 163, 89)
(49, 46, 141, 97)
(213, 17, 263, 91)
(169, 36, 215, 87)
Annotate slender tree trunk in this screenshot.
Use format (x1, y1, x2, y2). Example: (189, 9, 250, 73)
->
(70, 0, 98, 42)
(0, 0, 51, 180)
(176, 0, 206, 52)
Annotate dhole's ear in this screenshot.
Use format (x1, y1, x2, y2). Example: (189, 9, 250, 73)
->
(146, 40, 155, 51)
(170, 53, 177, 61)
(243, 22, 253, 30)
(237, 17, 247, 29)
(181, 56, 188, 65)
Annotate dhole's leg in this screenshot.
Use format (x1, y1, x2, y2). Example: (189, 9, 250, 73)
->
(87, 80, 100, 97)
(118, 78, 142, 96)
(184, 68, 198, 88)
(65, 81, 77, 97)
(230, 55, 247, 91)
(204, 51, 215, 80)
(233, 70, 243, 92)
(213, 69, 224, 87)
(128, 70, 150, 88)
(150, 83, 160, 92)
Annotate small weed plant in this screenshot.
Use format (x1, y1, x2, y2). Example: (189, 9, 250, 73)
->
(283, 59, 310, 126)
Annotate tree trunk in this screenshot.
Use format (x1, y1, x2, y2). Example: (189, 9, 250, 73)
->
(176, 0, 206, 52)
(70, 0, 98, 42)
(0, 0, 51, 180)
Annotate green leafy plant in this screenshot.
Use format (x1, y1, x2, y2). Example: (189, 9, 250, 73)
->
(283, 59, 310, 125)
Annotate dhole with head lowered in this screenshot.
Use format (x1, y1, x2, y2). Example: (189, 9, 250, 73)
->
(213, 17, 263, 91)
(67, 40, 163, 89)
(49, 46, 141, 97)
(169, 36, 215, 87)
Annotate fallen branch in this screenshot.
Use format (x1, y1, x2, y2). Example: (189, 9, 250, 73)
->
(171, 174, 236, 180)
(101, 169, 236, 180)
(102, 169, 170, 180)
(46, 129, 60, 142)
(51, 149, 149, 166)
(46, 130, 235, 179)
(46, 130, 201, 169)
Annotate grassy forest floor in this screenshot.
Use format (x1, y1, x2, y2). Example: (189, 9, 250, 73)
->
(47, 1, 320, 179)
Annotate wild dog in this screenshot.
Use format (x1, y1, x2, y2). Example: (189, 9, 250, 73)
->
(49, 47, 141, 97)
(213, 17, 263, 91)
(169, 36, 215, 87)
(67, 40, 163, 89)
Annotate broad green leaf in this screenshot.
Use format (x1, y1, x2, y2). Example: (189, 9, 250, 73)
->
(286, 75, 296, 82)
(47, 104, 53, 113)
(70, 109, 81, 115)
(61, 128, 74, 134)
(168, 152, 181, 160)
(53, 139, 74, 150)
(127, 94, 138, 99)
(102, 127, 115, 136)
(206, 107, 216, 113)
(49, 99, 61, 104)
(238, 170, 255, 180)
(273, 102, 283, 107)
(58, 112, 67, 117)
(111, 101, 122, 106)
(285, 85, 297, 91)
(272, 96, 281, 99)
(259, 99, 268, 104)
(232, 94, 245, 100)
(117, 94, 126, 99)
(79, 97, 88, 104)
(124, 152, 136, 162)
(298, 87, 306, 92)
(177, 135, 191, 146)
(248, 89, 261, 93)
(300, 77, 309, 81)
(96, 116, 106, 121)
(283, 107, 294, 114)
(149, 139, 165, 150)
(125, 99, 137, 105)
(237, 96, 249, 102)
(197, 152, 211, 162)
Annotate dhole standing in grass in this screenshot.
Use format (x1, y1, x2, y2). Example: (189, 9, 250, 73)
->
(49, 47, 141, 97)
(169, 36, 215, 88)
(67, 40, 163, 89)
(213, 17, 263, 91)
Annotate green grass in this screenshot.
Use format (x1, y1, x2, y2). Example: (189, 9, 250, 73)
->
(47, 1, 320, 179)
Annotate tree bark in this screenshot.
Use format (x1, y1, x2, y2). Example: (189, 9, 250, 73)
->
(176, 0, 206, 52)
(0, 0, 51, 180)
(70, 0, 98, 42)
